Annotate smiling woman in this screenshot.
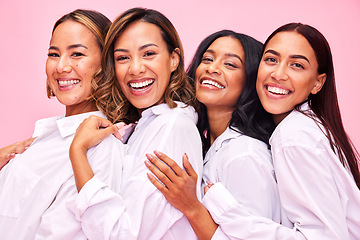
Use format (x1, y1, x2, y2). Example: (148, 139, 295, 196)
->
(0, 9, 127, 240)
(46, 20, 101, 116)
(68, 7, 203, 239)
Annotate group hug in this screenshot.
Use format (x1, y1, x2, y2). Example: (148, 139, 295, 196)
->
(0, 7, 359, 240)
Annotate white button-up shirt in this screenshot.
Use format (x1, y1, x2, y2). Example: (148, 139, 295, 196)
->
(70, 102, 203, 240)
(202, 104, 360, 239)
(202, 127, 284, 239)
(0, 111, 125, 240)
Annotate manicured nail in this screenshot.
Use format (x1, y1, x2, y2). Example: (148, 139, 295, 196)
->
(154, 150, 161, 157)
(147, 172, 154, 179)
(144, 160, 151, 167)
(145, 153, 152, 160)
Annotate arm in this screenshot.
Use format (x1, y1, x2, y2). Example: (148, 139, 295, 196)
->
(0, 137, 35, 170)
(71, 111, 203, 239)
(69, 115, 120, 191)
(36, 133, 126, 239)
(146, 151, 218, 240)
(202, 145, 351, 240)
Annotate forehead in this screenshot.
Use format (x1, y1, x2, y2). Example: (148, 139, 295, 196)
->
(208, 36, 244, 57)
(50, 20, 97, 46)
(265, 31, 317, 61)
(114, 21, 165, 47)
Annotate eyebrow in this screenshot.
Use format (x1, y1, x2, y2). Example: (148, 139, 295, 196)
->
(205, 49, 243, 64)
(264, 49, 310, 63)
(114, 43, 159, 53)
(49, 44, 88, 51)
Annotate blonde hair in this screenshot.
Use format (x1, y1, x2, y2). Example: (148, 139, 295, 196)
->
(46, 9, 111, 98)
(94, 8, 195, 123)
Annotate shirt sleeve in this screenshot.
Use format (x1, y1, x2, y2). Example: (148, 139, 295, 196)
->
(36, 135, 126, 240)
(204, 144, 352, 239)
(69, 112, 203, 240)
(220, 152, 279, 220)
(274, 145, 350, 239)
(204, 183, 301, 240)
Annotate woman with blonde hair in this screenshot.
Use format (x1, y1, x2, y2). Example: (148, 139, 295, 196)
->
(0, 9, 124, 240)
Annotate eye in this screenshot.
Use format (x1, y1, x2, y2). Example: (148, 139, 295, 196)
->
(264, 57, 277, 63)
(224, 62, 238, 69)
(202, 57, 213, 63)
(115, 55, 129, 61)
(47, 52, 59, 57)
(291, 63, 304, 69)
(72, 52, 85, 57)
(144, 51, 156, 57)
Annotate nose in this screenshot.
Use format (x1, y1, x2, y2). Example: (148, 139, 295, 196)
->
(56, 56, 72, 73)
(206, 60, 221, 75)
(129, 57, 145, 76)
(270, 63, 288, 81)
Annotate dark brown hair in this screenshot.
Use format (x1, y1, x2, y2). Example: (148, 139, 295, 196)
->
(264, 23, 360, 189)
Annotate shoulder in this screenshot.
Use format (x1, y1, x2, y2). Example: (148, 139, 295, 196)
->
(216, 129, 272, 169)
(271, 109, 325, 149)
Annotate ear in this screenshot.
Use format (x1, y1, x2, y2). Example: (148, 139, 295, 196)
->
(170, 48, 180, 72)
(311, 73, 326, 94)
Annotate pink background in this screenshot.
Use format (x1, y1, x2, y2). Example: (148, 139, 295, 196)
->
(1, 0, 359, 150)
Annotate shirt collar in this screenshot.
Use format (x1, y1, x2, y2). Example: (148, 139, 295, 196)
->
(33, 111, 106, 139)
(136, 102, 197, 129)
(212, 127, 241, 152)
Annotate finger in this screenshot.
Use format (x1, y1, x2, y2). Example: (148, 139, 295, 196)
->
(204, 185, 210, 194)
(113, 122, 126, 141)
(147, 153, 178, 180)
(145, 156, 174, 189)
(96, 116, 114, 129)
(206, 180, 214, 187)
(182, 153, 197, 179)
(99, 125, 119, 140)
(153, 151, 186, 177)
(24, 137, 36, 147)
(147, 173, 169, 196)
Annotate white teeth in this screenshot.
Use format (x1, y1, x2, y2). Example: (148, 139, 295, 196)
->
(201, 79, 225, 89)
(129, 80, 154, 89)
(58, 79, 80, 86)
(267, 86, 290, 95)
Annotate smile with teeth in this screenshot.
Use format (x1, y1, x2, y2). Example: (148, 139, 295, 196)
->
(58, 79, 80, 86)
(201, 79, 225, 89)
(266, 85, 290, 95)
(129, 79, 155, 91)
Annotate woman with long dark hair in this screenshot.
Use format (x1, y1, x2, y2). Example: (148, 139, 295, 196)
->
(147, 23, 360, 239)
(145, 30, 280, 239)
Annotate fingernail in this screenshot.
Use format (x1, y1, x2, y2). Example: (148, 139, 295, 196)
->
(145, 154, 152, 160)
(144, 160, 151, 167)
(147, 172, 154, 179)
(10, 153, 15, 157)
(115, 122, 125, 129)
(154, 150, 161, 157)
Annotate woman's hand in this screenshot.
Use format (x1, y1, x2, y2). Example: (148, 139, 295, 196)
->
(145, 151, 218, 240)
(71, 115, 120, 153)
(0, 137, 36, 170)
(70, 115, 120, 191)
(145, 151, 201, 217)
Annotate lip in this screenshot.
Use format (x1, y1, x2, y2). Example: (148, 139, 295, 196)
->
(198, 76, 225, 90)
(263, 83, 292, 100)
(57, 78, 81, 91)
(127, 77, 155, 96)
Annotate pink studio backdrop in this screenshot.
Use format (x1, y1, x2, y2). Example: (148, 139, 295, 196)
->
(1, 0, 359, 150)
